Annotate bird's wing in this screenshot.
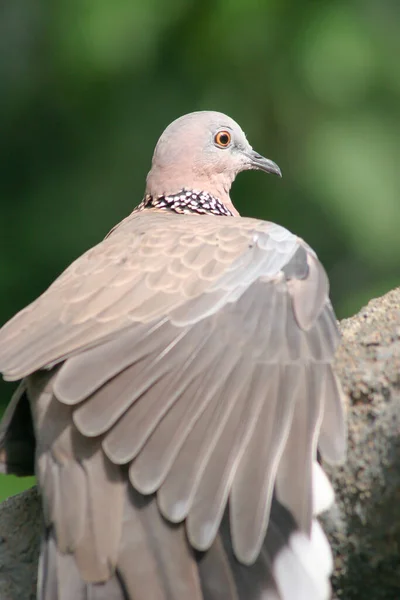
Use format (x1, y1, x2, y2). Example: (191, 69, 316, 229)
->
(1, 209, 299, 381)
(0, 209, 346, 598)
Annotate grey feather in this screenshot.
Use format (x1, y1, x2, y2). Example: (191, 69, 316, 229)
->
(157, 349, 240, 525)
(275, 365, 324, 531)
(117, 487, 203, 600)
(230, 365, 299, 565)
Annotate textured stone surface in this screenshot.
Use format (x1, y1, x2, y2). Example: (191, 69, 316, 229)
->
(1, 288, 400, 599)
(322, 286, 400, 599)
(0, 487, 41, 600)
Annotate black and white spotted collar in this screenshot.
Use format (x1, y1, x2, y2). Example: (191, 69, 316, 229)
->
(134, 189, 234, 217)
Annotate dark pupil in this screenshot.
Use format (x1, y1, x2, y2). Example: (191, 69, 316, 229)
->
(219, 133, 229, 145)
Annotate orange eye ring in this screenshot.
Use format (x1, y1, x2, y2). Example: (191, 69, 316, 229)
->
(214, 130, 232, 148)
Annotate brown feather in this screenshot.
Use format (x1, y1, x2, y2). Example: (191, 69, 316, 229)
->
(230, 365, 300, 565)
(275, 365, 325, 532)
(157, 348, 240, 525)
(117, 488, 203, 600)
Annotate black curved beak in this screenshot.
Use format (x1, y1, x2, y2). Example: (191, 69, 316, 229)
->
(246, 150, 282, 177)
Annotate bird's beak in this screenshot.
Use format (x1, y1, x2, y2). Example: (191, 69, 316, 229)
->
(245, 150, 282, 177)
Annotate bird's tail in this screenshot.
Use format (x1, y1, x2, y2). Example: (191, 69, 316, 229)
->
(37, 480, 333, 600)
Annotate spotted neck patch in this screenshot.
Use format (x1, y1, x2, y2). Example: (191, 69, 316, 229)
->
(135, 189, 234, 217)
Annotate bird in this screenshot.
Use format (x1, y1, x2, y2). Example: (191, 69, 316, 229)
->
(0, 111, 346, 600)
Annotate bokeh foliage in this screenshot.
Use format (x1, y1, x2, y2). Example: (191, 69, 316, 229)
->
(0, 0, 399, 499)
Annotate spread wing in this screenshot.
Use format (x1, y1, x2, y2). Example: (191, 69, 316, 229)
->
(0, 209, 346, 599)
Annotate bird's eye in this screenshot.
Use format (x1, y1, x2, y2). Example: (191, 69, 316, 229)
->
(214, 131, 232, 148)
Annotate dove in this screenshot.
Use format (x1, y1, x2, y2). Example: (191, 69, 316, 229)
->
(0, 111, 346, 599)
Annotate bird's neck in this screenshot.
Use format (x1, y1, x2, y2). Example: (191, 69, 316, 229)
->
(135, 189, 237, 217)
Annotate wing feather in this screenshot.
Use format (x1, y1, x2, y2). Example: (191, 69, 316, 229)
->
(129, 361, 227, 494)
(116, 487, 203, 600)
(72, 326, 191, 438)
(275, 365, 325, 531)
(230, 365, 301, 565)
(186, 360, 267, 552)
(157, 350, 241, 524)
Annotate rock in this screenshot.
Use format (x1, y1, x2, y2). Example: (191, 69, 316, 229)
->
(321, 287, 400, 599)
(0, 487, 41, 600)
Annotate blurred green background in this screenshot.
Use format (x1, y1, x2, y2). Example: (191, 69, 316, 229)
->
(1, 0, 399, 501)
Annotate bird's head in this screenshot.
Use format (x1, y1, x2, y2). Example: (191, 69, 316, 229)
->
(145, 111, 281, 215)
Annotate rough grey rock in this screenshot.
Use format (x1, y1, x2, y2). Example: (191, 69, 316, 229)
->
(322, 287, 400, 600)
(0, 288, 400, 599)
(0, 487, 41, 600)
